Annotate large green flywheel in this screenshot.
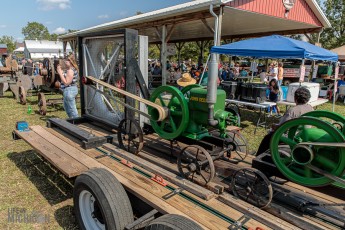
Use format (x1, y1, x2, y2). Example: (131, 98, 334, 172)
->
(270, 117, 345, 187)
(149, 86, 189, 140)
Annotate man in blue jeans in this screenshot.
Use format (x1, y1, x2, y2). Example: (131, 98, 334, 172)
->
(57, 56, 79, 118)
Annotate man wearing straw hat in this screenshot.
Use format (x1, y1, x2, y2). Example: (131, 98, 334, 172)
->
(177, 72, 196, 89)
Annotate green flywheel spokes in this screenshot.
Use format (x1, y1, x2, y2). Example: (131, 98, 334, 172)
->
(302, 110, 345, 135)
(270, 117, 345, 187)
(149, 86, 189, 140)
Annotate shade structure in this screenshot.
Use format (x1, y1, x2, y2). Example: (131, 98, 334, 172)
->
(331, 45, 345, 61)
(211, 35, 338, 62)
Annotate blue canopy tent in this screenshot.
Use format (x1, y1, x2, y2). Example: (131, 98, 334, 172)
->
(210, 35, 339, 111)
(210, 35, 338, 61)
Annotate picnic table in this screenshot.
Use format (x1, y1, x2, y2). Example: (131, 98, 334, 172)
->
(277, 98, 328, 110)
(225, 99, 276, 134)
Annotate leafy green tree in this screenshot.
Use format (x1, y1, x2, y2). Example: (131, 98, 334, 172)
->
(50, 33, 59, 41)
(319, 0, 345, 49)
(22, 22, 50, 40)
(180, 42, 200, 62)
(149, 44, 160, 60)
(0, 36, 16, 53)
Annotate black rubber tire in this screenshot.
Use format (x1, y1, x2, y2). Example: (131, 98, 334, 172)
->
(74, 168, 134, 230)
(145, 214, 203, 230)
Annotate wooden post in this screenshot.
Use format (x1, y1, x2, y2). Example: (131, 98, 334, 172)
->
(138, 35, 149, 127)
(125, 29, 138, 119)
(161, 25, 167, 86)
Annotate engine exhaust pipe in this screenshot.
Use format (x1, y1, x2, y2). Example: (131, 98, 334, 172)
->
(207, 4, 219, 126)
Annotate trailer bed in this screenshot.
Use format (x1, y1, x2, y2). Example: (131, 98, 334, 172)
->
(15, 125, 285, 230)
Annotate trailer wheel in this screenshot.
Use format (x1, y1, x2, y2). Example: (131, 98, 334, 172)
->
(74, 168, 134, 230)
(145, 214, 203, 230)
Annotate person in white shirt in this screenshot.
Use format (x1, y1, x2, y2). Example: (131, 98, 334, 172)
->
(268, 62, 278, 81)
(258, 69, 267, 83)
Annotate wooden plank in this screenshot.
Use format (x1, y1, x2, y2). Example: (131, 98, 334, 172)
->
(102, 143, 216, 201)
(15, 130, 87, 178)
(31, 126, 105, 169)
(44, 127, 269, 230)
(218, 194, 301, 230)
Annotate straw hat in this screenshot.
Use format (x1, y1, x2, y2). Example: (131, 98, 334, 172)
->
(177, 72, 196, 87)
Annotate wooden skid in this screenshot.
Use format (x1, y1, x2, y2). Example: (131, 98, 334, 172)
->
(17, 125, 273, 230)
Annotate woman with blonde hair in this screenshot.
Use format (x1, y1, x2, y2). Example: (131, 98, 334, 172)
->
(57, 55, 79, 118)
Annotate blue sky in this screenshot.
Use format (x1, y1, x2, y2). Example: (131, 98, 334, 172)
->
(0, 0, 190, 42)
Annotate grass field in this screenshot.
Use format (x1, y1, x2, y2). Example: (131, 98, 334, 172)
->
(0, 90, 344, 229)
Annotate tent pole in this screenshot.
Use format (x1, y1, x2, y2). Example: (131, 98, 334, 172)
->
(333, 62, 339, 112)
(300, 59, 305, 86)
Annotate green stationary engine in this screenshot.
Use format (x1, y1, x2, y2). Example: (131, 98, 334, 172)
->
(270, 110, 345, 188)
(148, 84, 245, 185)
(149, 84, 239, 141)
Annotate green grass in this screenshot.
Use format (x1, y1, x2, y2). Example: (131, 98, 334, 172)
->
(0, 90, 79, 230)
(0, 89, 345, 229)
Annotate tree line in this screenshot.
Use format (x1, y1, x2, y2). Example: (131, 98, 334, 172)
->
(0, 22, 76, 53)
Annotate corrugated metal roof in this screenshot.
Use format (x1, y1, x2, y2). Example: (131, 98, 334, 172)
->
(24, 40, 72, 53)
(60, 0, 329, 41)
(61, 0, 228, 39)
(0, 44, 7, 49)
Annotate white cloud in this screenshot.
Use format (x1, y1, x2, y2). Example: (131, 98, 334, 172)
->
(98, 14, 109, 19)
(36, 0, 71, 11)
(0, 25, 7, 28)
(52, 27, 66, 34)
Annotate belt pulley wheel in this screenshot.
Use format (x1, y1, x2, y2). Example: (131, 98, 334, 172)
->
(19, 86, 26, 105)
(38, 93, 47, 116)
(270, 117, 345, 187)
(117, 119, 143, 155)
(177, 145, 215, 185)
(149, 86, 189, 140)
(231, 168, 272, 209)
(302, 110, 345, 136)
